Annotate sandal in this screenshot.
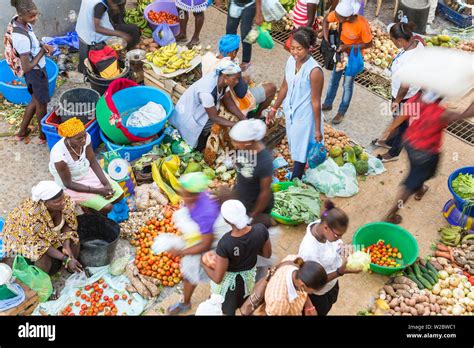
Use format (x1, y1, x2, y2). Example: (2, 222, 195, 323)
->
(14, 127, 32, 142)
(414, 185, 429, 201)
(167, 302, 191, 315)
(186, 39, 201, 49)
(377, 154, 399, 163)
(175, 34, 187, 43)
(371, 138, 391, 149)
(37, 137, 47, 145)
(385, 213, 402, 225)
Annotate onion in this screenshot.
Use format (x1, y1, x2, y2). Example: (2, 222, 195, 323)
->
(452, 304, 463, 316)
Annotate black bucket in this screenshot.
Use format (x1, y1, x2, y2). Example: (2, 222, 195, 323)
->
(85, 61, 131, 96)
(58, 88, 100, 125)
(77, 213, 120, 267)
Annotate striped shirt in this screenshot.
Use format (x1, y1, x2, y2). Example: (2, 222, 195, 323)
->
(254, 255, 307, 316)
(292, 0, 319, 29)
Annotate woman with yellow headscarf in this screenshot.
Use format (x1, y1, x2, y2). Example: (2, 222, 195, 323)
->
(48, 118, 123, 213)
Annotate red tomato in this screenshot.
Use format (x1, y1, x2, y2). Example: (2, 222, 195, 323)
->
(75, 291, 81, 297)
(85, 285, 91, 291)
(122, 294, 127, 300)
(114, 295, 119, 301)
(81, 304, 88, 310)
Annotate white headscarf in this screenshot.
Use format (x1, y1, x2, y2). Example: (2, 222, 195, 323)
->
(335, 0, 361, 17)
(215, 59, 241, 76)
(229, 119, 267, 142)
(221, 200, 250, 229)
(31, 181, 62, 202)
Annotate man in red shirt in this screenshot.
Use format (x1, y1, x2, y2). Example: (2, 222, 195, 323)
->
(384, 92, 474, 224)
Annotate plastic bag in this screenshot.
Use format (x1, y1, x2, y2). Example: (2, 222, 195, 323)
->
(195, 294, 224, 315)
(244, 25, 260, 45)
(12, 255, 53, 302)
(125, 102, 167, 128)
(304, 158, 359, 198)
(41, 31, 79, 56)
(257, 27, 274, 50)
(345, 45, 364, 77)
(307, 141, 327, 169)
(153, 24, 176, 47)
(367, 154, 386, 176)
(261, 0, 286, 22)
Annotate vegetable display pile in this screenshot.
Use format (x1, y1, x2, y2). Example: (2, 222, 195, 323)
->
(328, 144, 369, 175)
(452, 173, 474, 200)
(60, 278, 131, 316)
(273, 179, 321, 223)
(364, 240, 403, 268)
(120, 205, 163, 240)
(438, 226, 469, 247)
(444, 0, 472, 15)
(130, 210, 183, 287)
(324, 123, 351, 153)
(364, 24, 400, 70)
(124, 0, 154, 38)
(137, 37, 160, 52)
(148, 10, 179, 25)
(273, 137, 293, 168)
(125, 263, 162, 298)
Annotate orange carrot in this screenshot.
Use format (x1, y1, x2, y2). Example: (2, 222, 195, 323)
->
(434, 250, 452, 261)
(436, 243, 450, 252)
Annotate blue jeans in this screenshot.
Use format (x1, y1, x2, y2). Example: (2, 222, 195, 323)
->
(323, 69, 355, 115)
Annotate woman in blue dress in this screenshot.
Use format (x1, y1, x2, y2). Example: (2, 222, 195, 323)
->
(266, 27, 324, 179)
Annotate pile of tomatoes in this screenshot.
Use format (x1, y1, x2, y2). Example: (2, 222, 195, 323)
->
(363, 240, 403, 268)
(148, 10, 179, 24)
(131, 209, 183, 287)
(60, 278, 131, 316)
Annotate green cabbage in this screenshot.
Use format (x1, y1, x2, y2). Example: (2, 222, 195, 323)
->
(346, 251, 371, 272)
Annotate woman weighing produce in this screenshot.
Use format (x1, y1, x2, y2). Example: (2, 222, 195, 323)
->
(298, 201, 361, 315)
(321, 0, 373, 124)
(372, 20, 424, 163)
(49, 118, 124, 214)
(202, 200, 271, 315)
(3, 181, 82, 276)
(167, 173, 222, 315)
(170, 60, 247, 151)
(266, 27, 324, 180)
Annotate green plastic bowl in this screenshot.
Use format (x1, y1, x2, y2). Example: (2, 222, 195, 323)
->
(352, 222, 419, 276)
(270, 181, 303, 225)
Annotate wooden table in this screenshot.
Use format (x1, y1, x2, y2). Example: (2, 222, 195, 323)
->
(0, 280, 39, 316)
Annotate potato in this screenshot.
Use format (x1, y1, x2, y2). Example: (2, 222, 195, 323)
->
(396, 289, 412, 298)
(416, 295, 428, 303)
(392, 284, 411, 291)
(383, 285, 396, 297)
(405, 298, 416, 307)
(423, 307, 431, 316)
(389, 298, 400, 308)
(410, 307, 418, 316)
(415, 303, 425, 315)
(150, 43, 159, 48)
(429, 294, 437, 304)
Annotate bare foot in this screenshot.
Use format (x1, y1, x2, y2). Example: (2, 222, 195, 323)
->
(175, 34, 187, 43)
(385, 213, 402, 224)
(414, 185, 429, 201)
(14, 127, 32, 141)
(186, 38, 200, 49)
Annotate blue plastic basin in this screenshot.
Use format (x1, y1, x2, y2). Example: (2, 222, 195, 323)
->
(0, 58, 59, 105)
(448, 166, 474, 217)
(100, 130, 165, 162)
(111, 86, 174, 138)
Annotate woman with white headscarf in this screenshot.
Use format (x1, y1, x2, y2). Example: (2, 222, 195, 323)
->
(201, 200, 272, 315)
(3, 181, 82, 276)
(170, 59, 247, 151)
(228, 119, 274, 226)
(321, 0, 373, 124)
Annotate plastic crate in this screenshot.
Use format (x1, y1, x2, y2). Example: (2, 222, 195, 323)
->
(437, 0, 473, 28)
(45, 108, 95, 129)
(41, 110, 102, 151)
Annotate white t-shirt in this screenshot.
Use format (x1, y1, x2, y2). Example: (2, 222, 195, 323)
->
(390, 41, 424, 99)
(49, 134, 92, 186)
(298, 220, 342, 295)
(11, 19, 45, 69)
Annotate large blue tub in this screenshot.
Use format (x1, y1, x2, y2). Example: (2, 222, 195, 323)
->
(0, 58, 59, 105)
(448, 166, 474, 217)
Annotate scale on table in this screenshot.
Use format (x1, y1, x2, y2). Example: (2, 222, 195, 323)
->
(102, 151, 130, 182)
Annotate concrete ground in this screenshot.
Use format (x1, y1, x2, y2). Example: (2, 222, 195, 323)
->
(0, 4, 472, 315)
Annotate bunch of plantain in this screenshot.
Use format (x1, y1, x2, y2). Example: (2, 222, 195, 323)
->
(142, 28, 153, 39)
(439, 225, 465, 246)
(125, 8, 148, 29)
(146, 43, 198, 74)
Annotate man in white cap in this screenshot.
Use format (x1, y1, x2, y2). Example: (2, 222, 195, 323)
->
(321, 0, 373, 124)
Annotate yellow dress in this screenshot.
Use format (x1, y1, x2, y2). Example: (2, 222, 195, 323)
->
(3, 195, 79, 261)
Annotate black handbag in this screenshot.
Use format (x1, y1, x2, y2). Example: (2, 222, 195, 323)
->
(320, 23, 342, 71)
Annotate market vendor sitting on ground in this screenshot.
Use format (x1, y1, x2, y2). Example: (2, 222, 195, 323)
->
(170, 59, 248, 151)
(3, 181, 83, 276)
(202, 34, 277, 119)
(76, 0, 141, 73)
(49, 118, 124, 214)
(167, 173, 221, 315)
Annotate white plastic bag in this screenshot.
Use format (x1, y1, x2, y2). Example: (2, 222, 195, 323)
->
(367, 154, 386, 176)
(261, 0, 286, 22)
(304, 158, 359, 198)
(125, 102, 167, 128)
(195, 294, 224, 315)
